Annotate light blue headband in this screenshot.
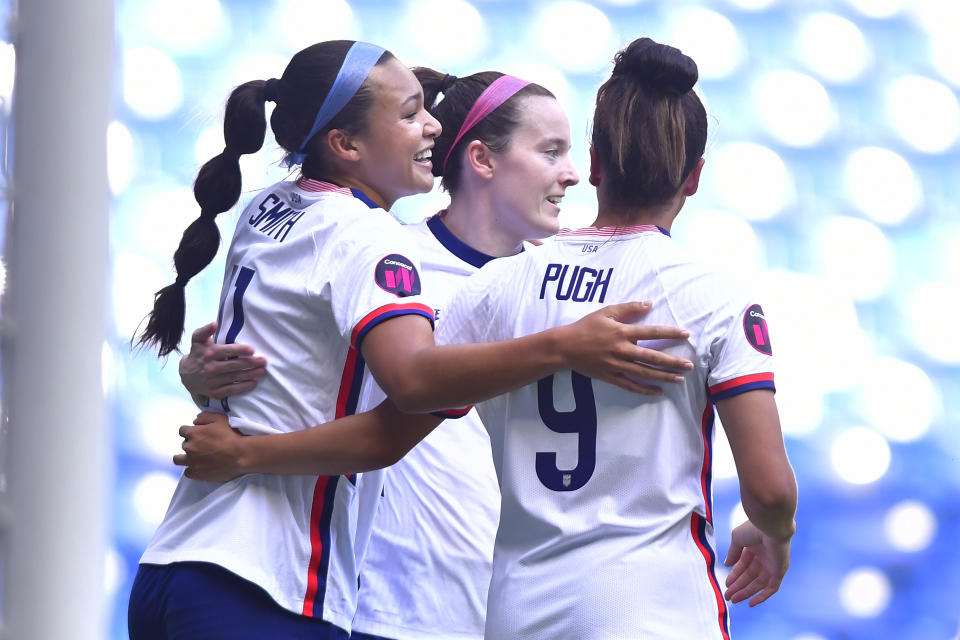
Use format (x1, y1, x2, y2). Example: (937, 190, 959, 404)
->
(283, 41, 386, 168)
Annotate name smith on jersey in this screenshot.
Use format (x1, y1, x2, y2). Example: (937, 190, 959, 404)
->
(248, 193, 307, 242)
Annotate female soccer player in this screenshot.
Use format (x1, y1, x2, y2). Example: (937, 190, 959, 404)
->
(131, 40, 691, 640)
(350, 69, 584, 640)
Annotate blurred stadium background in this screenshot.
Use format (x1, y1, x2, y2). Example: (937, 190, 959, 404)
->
(2, 0, 959, 638)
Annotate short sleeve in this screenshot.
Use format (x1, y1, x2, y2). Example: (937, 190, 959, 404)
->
(706, 297, 776, 402)
(434, 256, 517, 348)
(325, 212, 436, 351)
(431, 257, 520, 419)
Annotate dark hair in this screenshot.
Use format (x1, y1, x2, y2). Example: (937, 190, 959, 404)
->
(591, 37, 707, 209)
(137, 40, 392, 357)
(414, 68, 554, 194)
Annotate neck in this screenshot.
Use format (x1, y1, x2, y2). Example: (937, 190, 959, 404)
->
(442, 189, 525, 258)
(592, 186, 683, 232)
(316, 171, 392, 210)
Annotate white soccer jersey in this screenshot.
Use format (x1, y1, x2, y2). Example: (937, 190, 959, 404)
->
(352, 213, 503, 640)
(436, 224, 776, 640)
(140, 178, 436, 633)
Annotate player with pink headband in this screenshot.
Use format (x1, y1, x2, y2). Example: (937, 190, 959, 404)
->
(165, 59, 695, 640)
(441, 74, 531, 173)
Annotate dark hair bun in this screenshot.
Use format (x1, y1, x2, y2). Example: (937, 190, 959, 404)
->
(614, 37, 698, 94)
(440, 73, 458, 92)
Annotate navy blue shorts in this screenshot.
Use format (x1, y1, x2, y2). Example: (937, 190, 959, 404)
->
(128, 562, 350, 640)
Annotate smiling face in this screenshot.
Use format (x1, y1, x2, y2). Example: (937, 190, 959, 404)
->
(488, 95, 579, 241)
(350, 57, 441, 209)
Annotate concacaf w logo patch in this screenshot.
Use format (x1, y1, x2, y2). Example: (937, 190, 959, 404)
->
(743, 304, 772, 355)
(375, 254, 421, 297)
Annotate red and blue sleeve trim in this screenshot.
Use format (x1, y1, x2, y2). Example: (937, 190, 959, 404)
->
(430, 405, 473, 420)
(350, 302, 435, 351)
(709, 372, 775, 402)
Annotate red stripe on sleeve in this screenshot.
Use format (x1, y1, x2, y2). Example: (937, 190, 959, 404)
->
(350, 302, 436, 348)
(709, 372, 774, 395)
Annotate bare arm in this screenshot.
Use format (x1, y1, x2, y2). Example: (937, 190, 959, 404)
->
(716, 389, 797, 607)
(175, 405, 442, 481)
(363, 301, 694, 414)
(716, 390, 797, 540)
(178, 302, 692, 414)
(172, 301, 692, 481)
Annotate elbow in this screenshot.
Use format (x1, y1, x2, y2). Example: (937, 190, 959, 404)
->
(374, 434, 411, 468)
(367, 448, 403, 472)
(381, 378, 433, 414)
(390, 393, 427, 415)
(349, 440, 404, 473)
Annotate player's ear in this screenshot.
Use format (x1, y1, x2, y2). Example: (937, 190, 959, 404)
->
(326, 128, 360, 162)
(588, 146, 602, 187)
(464, 140, 495, 180)
(683, 157, 705, 196)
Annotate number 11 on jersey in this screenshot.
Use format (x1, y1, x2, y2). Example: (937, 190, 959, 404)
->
(536, 372, 598, 491)
(215, 264, 256, 412)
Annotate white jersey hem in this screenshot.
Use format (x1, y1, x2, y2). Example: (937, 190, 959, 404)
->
(351, 615, 483, 640)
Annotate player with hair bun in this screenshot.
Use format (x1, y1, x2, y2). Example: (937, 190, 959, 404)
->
(133, 39, 693, 640)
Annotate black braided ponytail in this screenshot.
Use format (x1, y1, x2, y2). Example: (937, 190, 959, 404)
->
(136, 79, 269, 356)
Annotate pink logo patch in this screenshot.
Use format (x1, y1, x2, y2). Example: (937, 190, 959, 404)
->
(375, 254, 421, 297)
(743, 304, 772, 355)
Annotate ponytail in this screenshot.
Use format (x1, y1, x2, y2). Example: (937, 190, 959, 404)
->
(136, 80, 269, 356)
(138, 40, 394, 356)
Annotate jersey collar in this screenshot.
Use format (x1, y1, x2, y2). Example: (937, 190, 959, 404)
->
(295, 177, 379, 209)
(427, 213, 499, 269)
(557, 224, 670, 238)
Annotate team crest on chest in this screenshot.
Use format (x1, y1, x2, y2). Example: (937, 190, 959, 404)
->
(743, 303, 772, 355)
(375, 254, 422, 297)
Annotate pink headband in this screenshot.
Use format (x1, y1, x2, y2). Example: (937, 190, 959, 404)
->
(442, 75, 531, 173)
